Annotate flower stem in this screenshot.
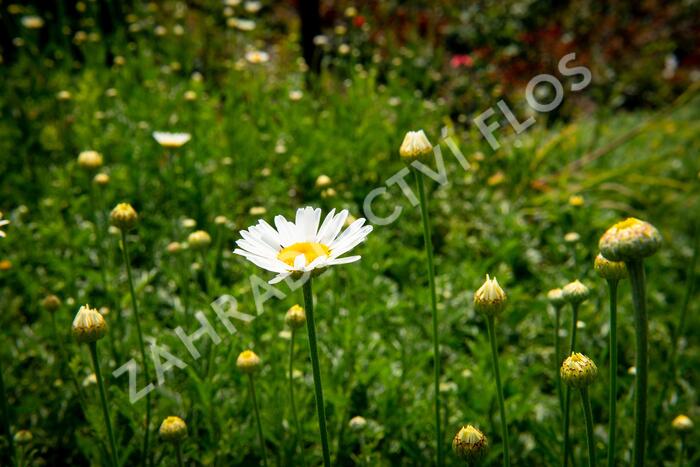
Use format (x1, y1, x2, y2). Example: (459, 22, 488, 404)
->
(580, 387, 596, 467)
(0, 357, 16, 466)
(120, 230, 152, 467)
(302, 279, 331, 467)
(414, 169, 443, 466)
(248, 374, 268, 467)
(289, 329, 307, 467)
(677, 434, 686, 467)
(176, 443, 184, 467)
(626, 259, 648, 467)
(607, 279, 619, 467)
(89, 342, 119, 467)
(554, 305, 564, 416)
(486, 316, 511, 467)
(562, 303, 579, 467)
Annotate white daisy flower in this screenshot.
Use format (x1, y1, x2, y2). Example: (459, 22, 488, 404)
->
(234, 206, 373, 284)
(152, 131, 191, 149)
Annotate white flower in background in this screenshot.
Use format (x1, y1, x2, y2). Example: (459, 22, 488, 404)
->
(153, 131, 191, 149)
(228, 18, 256, 31)
(0, 212, 9, 238)
(234, 207, 373, 284)
(245, 50, 269, 64)
(244, 1, 262, 13)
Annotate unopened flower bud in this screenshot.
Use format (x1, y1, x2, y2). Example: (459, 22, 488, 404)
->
(166, 241, 182, 254)
(93, 173, 110, 186)
(285, 304, 306, 329)
(452, 424, 488, 463)
(547, 288, 565, 308)
(159, 416, 188, 442)
(315, 174, 332, 188)
(13, 429, 33, 444)
(42, 294, 62, 312)
(562, 280, 590, 305)
(560, 353, 598, 388)
(110, 203, 138, 231)
(599, 218, 661, 261)
(236, 349, 261, 373)
(399, 130, 432, 161)
(671, 414, 693, 433)
(72, 304, 107, 343)
(187, 230, 211, 250)
(349, 415, 367, 431)
(474, 274, 506, 317)
(77, 150, 103, 171)
(594, 253, 627, 281)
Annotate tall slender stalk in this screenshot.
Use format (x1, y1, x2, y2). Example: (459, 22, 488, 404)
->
(486, 316, 511, 467)
(562, 303, 579, 467)
(580, 387, 596, 467)
(176, 443, 184, 467)
(120, 230, 152, 466)
(302, 279, 331, 467)
(554, 305, 564, 415)
(677, 434, 686, 467)
(627, 260, 648, 467)
(0, 357, 15, 467)
(89, 342, 119, 467)
(413, 169, 443, 466)
(248, 374, 268, 467)
(607, 280, 619, 466)
(289, 329, 307, 467)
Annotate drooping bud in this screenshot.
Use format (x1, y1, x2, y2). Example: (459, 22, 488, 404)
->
(594, 253, 628, 281)
(187, 230, 211, 250)
(399, 130, 432, 161)
(599, 218, 661, 261)
(72, 305, 107, 343)
(77, 150, 103, 171)
(42, 294, 62, 312)
(159, 416, 188, 442)
(562, 280, 590, 305)
(452, 424, 488, 463)
(671, 414, 693, 433)
(474, 274, 507, 317)
(236, 349, 261, 374)
(547, 288, 566, 308)
(560, 353, 598, 388)
(110, 203, 138, 231)
(285, 304, 306, 329)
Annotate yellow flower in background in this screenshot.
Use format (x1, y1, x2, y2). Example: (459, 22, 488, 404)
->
(568, 195, 585, 206)
(245, 50, 269, 64)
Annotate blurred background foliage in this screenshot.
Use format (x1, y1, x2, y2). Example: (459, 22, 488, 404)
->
(0, 0, 699, 466)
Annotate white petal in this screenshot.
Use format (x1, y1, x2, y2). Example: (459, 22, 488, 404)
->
(317, 209, 348, 244)
(275, 215, 297, 246)
(269, 272, 291, 284)
(293, 252, 307, 269)
(327, 255, 361, 265)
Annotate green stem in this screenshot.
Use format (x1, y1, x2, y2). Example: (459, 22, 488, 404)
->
(607, 280, 619, 467)
(120, 230, 152, 467)
(0, 356, 15, 466)
(176, 443, 184, 467)
(677, 434, 685, 467)
(580, 387, 596, 467)
(89, 342, 119, 467)
(627, 260, 648, 467)
(562, 302, 579, 467)
(414, 169, 443, 466)
(486, 316, 511, 467)
(289, 329, 307, 467)
(248, 375, 268, 467)
(302, 279, 331, 467)
(554, 305, 564, 416)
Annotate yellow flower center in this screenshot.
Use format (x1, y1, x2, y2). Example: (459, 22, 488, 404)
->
(277, 242, 331, 267)
(615, 217, 641, 230)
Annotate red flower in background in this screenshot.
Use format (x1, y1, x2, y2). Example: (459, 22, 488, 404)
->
(353, 15, 365, 28)
(450, 54, 474, 69)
